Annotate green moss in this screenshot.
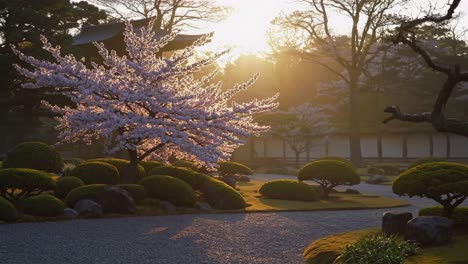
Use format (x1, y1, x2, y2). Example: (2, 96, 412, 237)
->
(139, 175, 196, 207)
(23, 194, 65, 217)
(259, 180, 318, 201)
(2, 141, 64, 173)
(218, 161, 253, 175)
(0, 168, 56, 200)
(116, 184, 146, 203)
(71, 161, 120, 185)
(0, 196, 18, 222)
(55, 176, 85, 198)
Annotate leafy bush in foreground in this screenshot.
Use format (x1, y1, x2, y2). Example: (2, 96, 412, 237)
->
(0, 168, 56, 201)
(71, 162, 120, 185)
(23, 194, 65, 217)
(2, 141, 64, 173)
(55, 176, 85, 198)
(340, 234, 418, 264)
(139, 175, 196, 207)
(0, 196, 18, 222)
(259, 180, 318, 201)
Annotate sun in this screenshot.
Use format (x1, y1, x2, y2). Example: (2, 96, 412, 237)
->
(209, 0, 285, 57)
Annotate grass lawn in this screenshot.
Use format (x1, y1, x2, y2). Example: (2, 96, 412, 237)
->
(237, 180, 409, 212)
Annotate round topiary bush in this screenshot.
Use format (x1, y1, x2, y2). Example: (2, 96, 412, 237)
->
(201, 179, 246, 210)
(408, 157, 446, 169)
(218, 161, 253, 176)
(148, 166, 208, 189)
(393, 162, 468, 218)
(23, 194, 65, 217)
(172, 160, 199, 171)
(64, 184, 107, 207)
(140, 161, 164, 175)
(116, 184, 147, 203)
(90, 158, 145, 183)
(139, 175, 196, 207)
(298, 160, 360, 199)
(55, 176, 85, 198)
(0, 168, 56, 201)
(259, 180, 318, 201)
(2, 141, 64, 173)
(314, 156, 356, 170)
(0, 196, 18, 222)
(71, 162, 120, 185)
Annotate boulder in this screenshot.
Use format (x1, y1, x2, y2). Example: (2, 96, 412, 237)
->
(63, 208, 78, 219)
(382, 211, 413, 236)
(98, 186, 136, 214)
(218, 177, 236, 188)
(366, 175, 388, 184)
(196, 202, 213, 212)
(405, 216, 453, 246)
(345, 188, 360, 195)
(160, 201, 177, 212)
(74, 199, 103, 217)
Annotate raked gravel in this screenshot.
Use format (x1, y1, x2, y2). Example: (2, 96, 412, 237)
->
(1, 173, 465, 264)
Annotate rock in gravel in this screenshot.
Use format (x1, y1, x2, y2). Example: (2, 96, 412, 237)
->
(218, 177, 236, 188)
(160, 201, 177, 212)
(382, 211, 412, 236)
(98, 186, 136, 214)
(74, 199, 103, 218)
(345, 188, 360, 194)
(405, 216, 452, 246)
(63, 208, 78, 219)
(196, 202, 213, 212)
(366, 175, 388, 184)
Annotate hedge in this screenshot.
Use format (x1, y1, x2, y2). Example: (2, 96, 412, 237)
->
(71, 162, 120, 185)
(55, 176, 85, 198)
(259, 180, 318, 201)
(0, 168, 56, 200)
(201, 178, 246, 210)
(172, 160, 199, 171)
(2, 141, 64, 173)
(314, 156, 356, 170)
(90, 158, 145, 182)
(218, 161, 253, 176)
(419, 206, 468, 226)
(148, 166, 210, 189)
(116, 184, 147, 203)
(0, 196, 18, 222)
(139, 175, 196, 207)
(23, 194, 65, 217)
(64, 184, 107, 207)
(408, 157, 446, 169)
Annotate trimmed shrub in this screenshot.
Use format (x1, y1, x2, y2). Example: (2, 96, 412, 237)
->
(259, 180, 318, 201)
(140, 161, 164, 175)
(298, 160, 360, 199)
(2, 141, 64, 173)
(64, 158, 85, 166)
(23, 194, 65, 217)
(90, 158, 145, 183)
(201, 179, 246, 210)
(116, 184, 146, 203)
(419, 206, 468, 226)
(340, 234, 418, 264)
(55, 176, 85, 198)
(148, 166, 210, 189)
(218, 161, 253, 176)
(0, 196, 18, 222)
(368, 165, 402, 176)
(139, 175, 196, 207)
(393, 162, 468, 218)
(314, 156, 356, 170)
(64, 184, 107, 207)
(0, 168, 56, 200)
(71, 162, 120, 185)
(172, 160, 199, 171)
(408, 157, 445, 169)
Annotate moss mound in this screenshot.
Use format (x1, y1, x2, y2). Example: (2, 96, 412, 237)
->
(139, 175, 196, 207)
(116, 184, 146, 203)
(90, 158, 145, 182)
(2, 141, 64, 173)
(148, 166, 210, 189)
(64, 184, 107, 207)
(23, 194, 65, 217)
(0, 196, 18, 222)
(218, 161, 253, 175)
(314, 156, 356, 170)
(71, 161, 120, 185)
(201, 179, 246, 210)
(172, 160, 199, 171)
(55, 176, 85, 198)
(259, 180, 318, 201)
(140, 161, 164, 175)
(408, 157, 446, 169)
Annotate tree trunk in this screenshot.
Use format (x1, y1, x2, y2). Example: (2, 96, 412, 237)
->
(446, 134, 451, 159)
(377, 134, 383, 163)
(322, 186, 332, 200)
(402, 135, 408, 159)
(123, 149, 139, 184)
(295, 152, 300, 165)
(282, 139, 286, 161)
(349, 78, 362, 167)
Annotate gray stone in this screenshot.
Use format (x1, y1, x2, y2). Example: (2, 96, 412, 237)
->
(98, 186, 136, 214)
(405, 216, 453, 246)
(63, 208, 78, 219)
(196, 202, 213, 212)
(160, 201, 177, 212)
(365, 175, 388, 184)
(345, 188, 360, 195)
(74, 199, 103, 218)
(218, 177, 236, 188)
(382, 211, 413, 236)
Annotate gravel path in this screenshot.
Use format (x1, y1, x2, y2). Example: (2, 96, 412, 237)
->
(1, 174, 465, 264)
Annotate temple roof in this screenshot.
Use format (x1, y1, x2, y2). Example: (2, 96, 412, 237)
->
(72, 18, 210, 48)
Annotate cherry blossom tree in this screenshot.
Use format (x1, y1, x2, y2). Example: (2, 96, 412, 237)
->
(12, 20, 278, 182)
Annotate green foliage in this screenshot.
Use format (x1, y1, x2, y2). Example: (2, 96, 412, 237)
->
(259, 180, 318, 201)
(55, 176, 84, 198)
(172, 160, 199, 171)
(201, 178, 246, 210)
(369, 164, 402, 176)
(90, 158, 145, 182)
(116, 184, 146, 203)
(393, 162, 468, 217)
(218, 161, 253, 175)
(148, 166, 209, 189)
(139, 175, 196, 207)
(0, 196, 18, 222)
(419, 206, 468, 226)
(408, 157, 446, 169)
(65, 158, 85, 166)
(23, 194, 65, 217)
(0, 168, 56, 200)
(298, 160, 360, 199)
(71, 161, 120, 185)
(2, 141, 64, 173)
(314, 156, 356, 170)
(140, 161, 164, 175)
(340, 234, 418, 264)
(64, 184, 107, 207)
(62, 163, 76, 177)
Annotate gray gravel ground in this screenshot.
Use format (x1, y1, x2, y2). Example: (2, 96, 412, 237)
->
(1, 173, 465, 264)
